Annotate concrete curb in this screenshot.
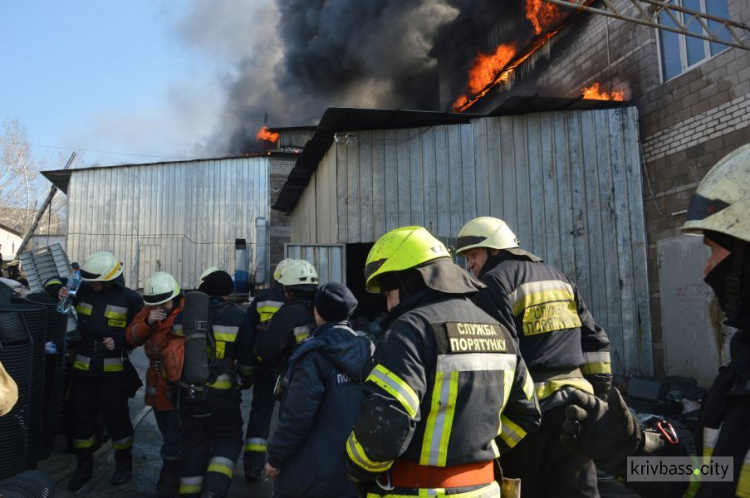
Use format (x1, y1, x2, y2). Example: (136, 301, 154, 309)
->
(50, 405, 153, 486)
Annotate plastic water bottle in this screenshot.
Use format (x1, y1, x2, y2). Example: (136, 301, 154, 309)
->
(57, 272, 82, 314)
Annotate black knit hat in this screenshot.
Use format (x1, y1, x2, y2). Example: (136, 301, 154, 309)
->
(198, 270, 234, 296)
(314, 282, 358, 321)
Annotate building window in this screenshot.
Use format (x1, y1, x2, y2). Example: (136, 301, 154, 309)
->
(659, 0, 732, 81)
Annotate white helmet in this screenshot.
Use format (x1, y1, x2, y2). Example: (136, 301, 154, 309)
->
(199, 267, 221, 284)
(80, 251, 122, 282)
(455, 216, 519, 255)
(144, 272, 180, 305)
(277, 259, 319, 287)
(273, 258, 295, 282)
(681, 143, 750, 243)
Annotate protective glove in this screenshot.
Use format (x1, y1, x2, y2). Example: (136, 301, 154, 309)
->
(559, 388, 663, 475)
(343, 453, 377, 497)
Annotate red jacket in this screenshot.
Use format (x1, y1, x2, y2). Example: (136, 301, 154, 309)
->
(126, 298, 183, 410)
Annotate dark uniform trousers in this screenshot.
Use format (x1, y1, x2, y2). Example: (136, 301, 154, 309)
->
(243, 363, 276, 472)
(179, 388, 244, 497)
(70, 373, 134, 453)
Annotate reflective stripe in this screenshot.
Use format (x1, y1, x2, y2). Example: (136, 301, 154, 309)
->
(737, 449, 750, 498)
(535, 378, 593, 400)
(213, 325, 239, 343)
(208, 373, 234, 390)
(179, 476, 203, 494)
(207, 456, 235, 479)
(76, 303, 93, 316)
(490, 438, 500, 459)
(101, 262, 122, 281)
(73, 436, 96, 449)
(581, 351, 612, 375)
(382, 481, 500, 498)
(499, 415, 526, 449)
(436, 353, 516, 372)
(172, 323, 184, 336)
(244, 437, 267, 453)
(257, 300, 283, 322)
(346, 431, 393, 473)
(497, 369, 514, 440)
(74, 354, 91, 371)
(522, 372, 534, 400)
(703, 426, 720, 457)
(293, 325, 309, 343)
(103, 358, 124, 372)
(420, 370, 459, 466)
(113, 436, 134, 450)
(366, 364, 420, 418)
(508, 280, 575, 315)
(104, 305, 128, 321)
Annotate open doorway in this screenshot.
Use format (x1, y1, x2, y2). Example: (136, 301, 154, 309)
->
(346, 243, 386, 323)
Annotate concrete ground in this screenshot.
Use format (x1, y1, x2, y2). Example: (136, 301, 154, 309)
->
(33, 347, 636, 497)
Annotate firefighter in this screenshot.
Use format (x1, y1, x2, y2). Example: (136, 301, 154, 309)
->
(253, 259, 318, 380)
(455, 216, 611, 497)
(243, 258, 293, 481)
(344, 226, 541, 497)
(61, 251, 144, 490)
(265, 282, 371, 497)
(165, 268, 254, 498)
(126, 271, 184, 497)
(560, 143, 750, 496)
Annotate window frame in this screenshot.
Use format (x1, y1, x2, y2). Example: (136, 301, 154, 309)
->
(656, 0, 731, 83)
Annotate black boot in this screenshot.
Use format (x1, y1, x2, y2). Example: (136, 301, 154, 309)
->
(68, 448, 94, 491)
(111, 448, 133, 485)
(156, 459, 182, 497)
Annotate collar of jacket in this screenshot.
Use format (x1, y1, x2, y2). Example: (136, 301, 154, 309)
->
(481, 248, 542, 276)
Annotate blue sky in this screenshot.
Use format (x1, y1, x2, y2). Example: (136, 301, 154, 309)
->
(0, 1, 260, 169)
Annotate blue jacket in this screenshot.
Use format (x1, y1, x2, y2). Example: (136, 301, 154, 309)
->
(268, 320, 373, 498)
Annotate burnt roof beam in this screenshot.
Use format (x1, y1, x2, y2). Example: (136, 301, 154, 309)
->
(543, 0, 750, 51)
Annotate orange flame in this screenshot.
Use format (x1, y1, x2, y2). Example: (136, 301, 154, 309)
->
(256, 125, 279, 143)
(525, 0, 561, 34)
(453, 43, 517, 111)
(581, 83, 625, 101)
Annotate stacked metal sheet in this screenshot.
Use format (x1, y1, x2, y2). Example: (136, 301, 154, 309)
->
(17, 244, 72, 294)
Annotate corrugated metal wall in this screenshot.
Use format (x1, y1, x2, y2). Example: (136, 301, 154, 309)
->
(290, 107, 652, 376)
(284, 243, 346, 285)
(66, 157, 269, 289)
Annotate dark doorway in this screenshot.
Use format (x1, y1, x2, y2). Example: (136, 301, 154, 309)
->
(346, 243, 386, 322)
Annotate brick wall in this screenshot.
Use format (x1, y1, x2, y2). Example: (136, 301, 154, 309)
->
(481, 0, 750, 375)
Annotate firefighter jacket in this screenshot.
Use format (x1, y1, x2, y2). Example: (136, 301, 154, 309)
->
(72, 275, 144, 377)
(163, 297, 254, 391)
(345, 289, 541, 486)
(473, 252, 612, 407)
(125, 298, 184, 410)
(254, 293, 316, 372)
(248, 283, 285, 334)
(268, 320, 372, 498)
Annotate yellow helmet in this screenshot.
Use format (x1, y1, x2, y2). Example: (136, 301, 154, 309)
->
(455, 216, 519, 255)
(364, 226, 451, 293)
(144, 272, 180, 305)
(80, 251, 122, 282)
(681, 143, 750, 243)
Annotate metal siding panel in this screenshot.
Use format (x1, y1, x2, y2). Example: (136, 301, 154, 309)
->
(328, 148, 339, 244)
(336, 142, 348, 243)
(359, 131, 373, 242)
(396, 129, 411, 228)
(620, 107, 653, 376)
(409, 128, 424, 227)
(473, 118, 490, 216)
(435, 126, 450, 237)
(384, 129, 399, 233)
(448, 124, 463, 238)
(540, 113, 561, 267)
(525, 114, 546, 258)
(285, 243, 346, 285)
(594, 110, 625, 374)
(460, 123, 477, 229)
(500, 116, 518, 237)
(566, 112, 590, 303)
(513, 116, 532, 250)
(488, 117, 504, 217)
(422, 127, 438, 234)
(348, 135, 361, 243)
(553, 113, 576, 278)
(371, 129, 386, 238)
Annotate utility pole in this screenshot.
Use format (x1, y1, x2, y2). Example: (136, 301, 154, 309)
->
(15, 151, 77, 257)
